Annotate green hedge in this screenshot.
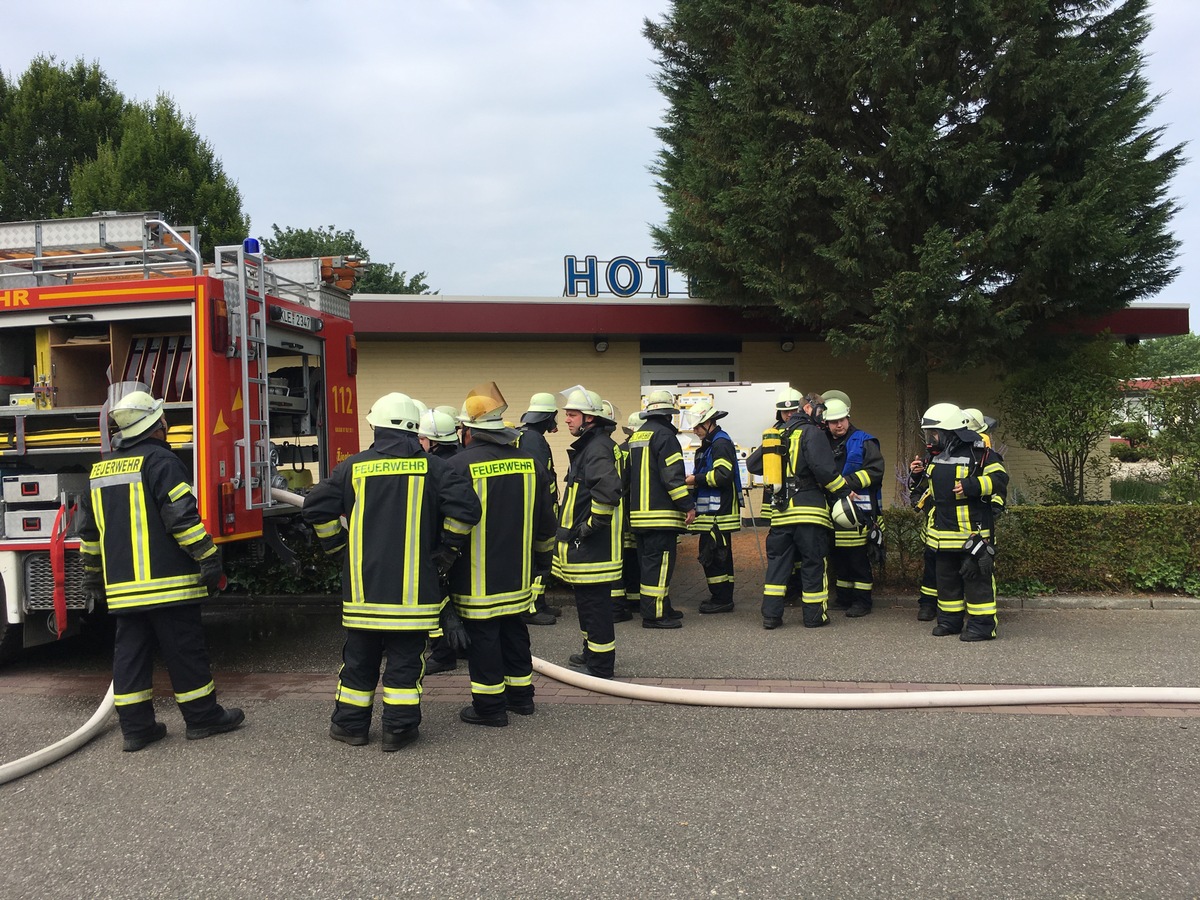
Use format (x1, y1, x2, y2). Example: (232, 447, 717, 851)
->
(877, 505, 1200, 595)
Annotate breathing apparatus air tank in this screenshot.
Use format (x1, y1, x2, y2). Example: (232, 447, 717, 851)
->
(761, 426, 783, 493)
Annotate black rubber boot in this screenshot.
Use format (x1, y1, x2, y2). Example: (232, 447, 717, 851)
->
(961, 614, 997, 642)
(917, 600, 937, 622)
(931, 612, 964, 637)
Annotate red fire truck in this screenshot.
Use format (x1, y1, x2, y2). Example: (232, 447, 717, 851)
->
(0, 212, 360, 659)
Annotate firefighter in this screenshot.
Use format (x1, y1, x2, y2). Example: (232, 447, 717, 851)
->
(627, 390, 696, 628)
(684, 400, 741, 613)
(447, 383, 556, 727)
(761, 389, 849, 629)
(552, 386, 623, 678)
(517, 392, 562, 626)
(616, 412, 643, 621)
(596, 400, 632, 621)
(77, 389, 244, 752)
(909, 403, 1008, 641)
(418, 406, 462, 456)
(419, 405, 467, 675)
(824, 398, 884, 617)
(303, 392, 481, 749)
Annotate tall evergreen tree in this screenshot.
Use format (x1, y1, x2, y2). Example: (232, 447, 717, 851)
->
(69, 94, 250, 260)
(0, 56, 126, 219)
(645, 0, 1183, 468)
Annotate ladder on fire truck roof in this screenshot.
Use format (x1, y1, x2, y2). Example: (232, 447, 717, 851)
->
(213, 244, 273, 511)
(0, 212, 202, 284)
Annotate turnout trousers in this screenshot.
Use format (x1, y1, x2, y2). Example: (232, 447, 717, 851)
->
(698, 529, 735, 605)
(573, 581, 616, 677)
(621, 547, 640, 609)
(831, 543, 873, 609)
(112, 603, 224, 739)
(332, 628, 427, 735)
(636, 530, 678, 620)
(934, 551, 999, 639)
(762, 523, 830, 626)
(463, 614, 535, 716)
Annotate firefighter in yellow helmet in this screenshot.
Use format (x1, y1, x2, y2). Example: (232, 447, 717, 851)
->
(684, 400, 742, 613)
(516, 391, 562, 626)
(444, 383, 556, 726)
(626, 389, 696, 628)
(76, 386, 244, 751)
(760, 390, 849, 629)
(553, 386, 623, 678)
(823, 397, 885, 617)
(909, 403, 1008, 641)
(303, 392, 481, 748)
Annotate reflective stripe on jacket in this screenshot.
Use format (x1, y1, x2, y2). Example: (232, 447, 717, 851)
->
(447, 443, 556, 619)
(77, 438, 214, 612)
(302, 437, 481, 631)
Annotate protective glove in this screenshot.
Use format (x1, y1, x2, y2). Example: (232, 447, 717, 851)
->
(82, 569, 106, 607)
(866, 525, 885, 567)
(439, 603, 470, 653)
(573, 518, 596, 542)
(432, 543, 460, 577)
(198, 550, 225, 596)
(533, 550, 553, 580)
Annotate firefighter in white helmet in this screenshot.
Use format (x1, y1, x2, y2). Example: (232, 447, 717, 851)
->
(76, 385, 244, 751)
(553, 386, 623, 678)
(683, 400, 742, 613)
(626, 389, 696, 628)
(823, 397, 885, 618)
(419, 404, 468, 676)
(443, 383, 556, 726)
(303, 392, 481, 749)
(909, 403, 1008, 641)
(615, 411, 644, 620)
(516, 391, 563, 626)
(419, 406, 462, 457)
(760, 390, 849, 629)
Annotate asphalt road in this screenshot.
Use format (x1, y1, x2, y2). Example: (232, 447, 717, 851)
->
(1, 587, 1198, 899)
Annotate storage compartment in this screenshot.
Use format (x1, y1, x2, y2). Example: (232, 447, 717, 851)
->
(4, 507, 77, 539)
(2, 473, 89, 505)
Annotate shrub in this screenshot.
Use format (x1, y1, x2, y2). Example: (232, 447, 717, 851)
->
(878, 505, 1200, 594)
(1110, 443, 1144, 462)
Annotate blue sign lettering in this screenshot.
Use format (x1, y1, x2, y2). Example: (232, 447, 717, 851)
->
(563, 256, 683, 298)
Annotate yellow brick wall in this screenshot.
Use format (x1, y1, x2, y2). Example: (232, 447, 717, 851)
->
(357, 340, 643, 467)
(356, 337, 1101, 504)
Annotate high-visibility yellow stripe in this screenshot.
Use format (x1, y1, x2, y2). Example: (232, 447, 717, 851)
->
(382, 685, 421, 705)
(114, 688, 154, 706)
(175, 681, 215, 704)
(335, 682, 375, 707)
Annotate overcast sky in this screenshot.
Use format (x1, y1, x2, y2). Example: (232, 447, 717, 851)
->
(1, 1, 1195, 328)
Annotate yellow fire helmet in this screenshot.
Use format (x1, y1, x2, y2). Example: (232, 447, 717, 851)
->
(459, 381, 509, 430)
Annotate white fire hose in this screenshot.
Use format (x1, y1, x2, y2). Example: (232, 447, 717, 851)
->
(0, 683, 115, 785)
(4, 484, 1192, 786)
(532, 659, 1200, 708)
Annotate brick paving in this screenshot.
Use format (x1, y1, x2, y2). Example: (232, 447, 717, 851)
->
(4, 668, 1197, 718)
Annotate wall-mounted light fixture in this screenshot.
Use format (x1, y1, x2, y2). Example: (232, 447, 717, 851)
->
(594, 337, 610, 353)
(780, 338, 795, 352)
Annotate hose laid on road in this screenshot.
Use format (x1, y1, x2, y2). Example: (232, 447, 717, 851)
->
(0, 487, 309, 785)
(532, 658, 1200, 709)
(0, 682, 115, 786)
